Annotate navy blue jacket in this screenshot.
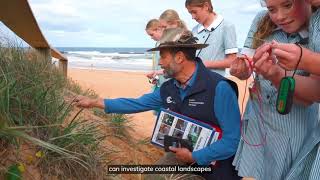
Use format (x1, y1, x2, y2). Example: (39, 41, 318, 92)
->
(160, 58, 238, 128)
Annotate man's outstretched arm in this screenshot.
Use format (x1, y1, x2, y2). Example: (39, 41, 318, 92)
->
(75, 88, 163, 114)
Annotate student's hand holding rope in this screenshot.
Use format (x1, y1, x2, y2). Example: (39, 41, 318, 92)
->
(271, 41, 306, 71)
(253, 43, 283, 82)
(146, 71, 156, 79)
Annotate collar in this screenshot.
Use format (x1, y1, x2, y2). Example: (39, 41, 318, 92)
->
(273, 27, 309, 39)
(174, 63, 198, 89)
(297, 29, 309, 45)
(287, 28, 309, 44)
(197, 14, 224, 33)
(298, 29, 308, 39)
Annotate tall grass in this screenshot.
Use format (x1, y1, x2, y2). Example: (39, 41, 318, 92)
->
(93, 108, 133, 139)
(0, 37, 107, 179)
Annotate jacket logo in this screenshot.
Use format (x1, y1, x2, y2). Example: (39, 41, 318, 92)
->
(166, 96, 174, 104)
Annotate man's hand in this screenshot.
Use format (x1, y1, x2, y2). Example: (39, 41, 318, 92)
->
(230, 56, 252, 80)
(74, 95, 104, 109)
(169, 147, 194, 164)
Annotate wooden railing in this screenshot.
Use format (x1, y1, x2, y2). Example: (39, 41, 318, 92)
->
(0, 0, 68, 76)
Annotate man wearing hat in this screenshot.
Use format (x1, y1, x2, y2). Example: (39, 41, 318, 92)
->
(75, 28, 241, 179)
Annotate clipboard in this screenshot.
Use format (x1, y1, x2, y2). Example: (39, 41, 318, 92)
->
(151, 108, 222, 152)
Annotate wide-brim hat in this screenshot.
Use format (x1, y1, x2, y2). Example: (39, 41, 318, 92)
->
(147, 28, 208, 52)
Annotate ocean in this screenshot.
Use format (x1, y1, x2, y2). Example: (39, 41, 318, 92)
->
(56, 47, 153, 72)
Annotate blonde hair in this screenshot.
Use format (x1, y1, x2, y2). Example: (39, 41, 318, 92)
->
(145, 19, 160, 30)
(159, 9, 187, 30)
(185, 0, 213, 13)
(252, 14, 277, 48)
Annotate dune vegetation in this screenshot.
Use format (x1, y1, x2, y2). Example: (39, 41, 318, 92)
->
(0, 37, 112, 179)
(0, 36, 163, 180)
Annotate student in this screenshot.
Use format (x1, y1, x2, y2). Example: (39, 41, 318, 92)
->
(185, 0, 238, 76)
(159, 9, 187, 30)
(229, 0, 319, 179)
(157, 9, 188, 80)
(145, 19, 165, 88)
(75, 28, 241, 180)
(146, 11, 187, 88)
(270, 1, 320, 77)
(271, 3, 320, 179)
(145, 19, 162, 42)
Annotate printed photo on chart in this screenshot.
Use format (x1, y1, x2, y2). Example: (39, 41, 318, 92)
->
(162, 113, 174, 126)
(187, 124, 203, 147)
(172, 129, 184, 139)
(175, 119, 187, 131)
(155, 123, 171, 145)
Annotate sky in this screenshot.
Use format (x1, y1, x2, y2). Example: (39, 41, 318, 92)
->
(1, 0, 264, 48)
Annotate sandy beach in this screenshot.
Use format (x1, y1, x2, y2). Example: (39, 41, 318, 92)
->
(68, 68, 156, 138)
(68, 68, 250, 139)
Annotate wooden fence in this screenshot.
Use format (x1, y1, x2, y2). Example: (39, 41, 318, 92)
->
(0, 0, 68, 76)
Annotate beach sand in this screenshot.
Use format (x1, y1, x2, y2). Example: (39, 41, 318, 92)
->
(68, 68, 156, 139)
(68, 68, 250, 139)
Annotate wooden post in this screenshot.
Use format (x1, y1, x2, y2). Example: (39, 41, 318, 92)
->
(59, 59, 68, 77)
(36, 48, 68, 77)
(36, 48, 51, 62)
